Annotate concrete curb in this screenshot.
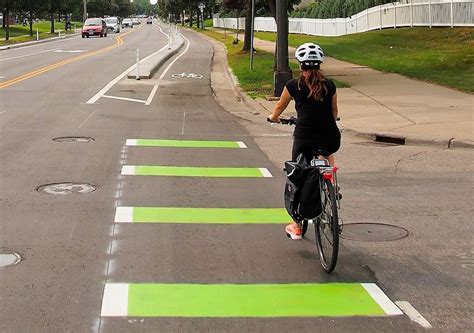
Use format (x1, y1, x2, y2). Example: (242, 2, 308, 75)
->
(0, 33, 80, 50)
(127, 34, 184, 79)
(198, 29, 474, 150)
(342, 128, 474, 149)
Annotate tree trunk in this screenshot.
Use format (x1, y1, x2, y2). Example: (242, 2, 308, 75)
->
(268, 0, 278, 70)
(29, 10, 33, 37)
(2, 9, 6, 29)
(242, 2, 252, 52)
(5, 1, 9, 41)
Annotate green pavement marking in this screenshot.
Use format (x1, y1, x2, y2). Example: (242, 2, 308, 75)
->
(127, 139, 246, 148)
(123, 166, 271, 177)
(126, 283, 387, 317)
(115, 207, 289, 224)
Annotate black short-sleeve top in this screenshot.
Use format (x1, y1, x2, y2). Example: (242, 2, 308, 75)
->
(285, 78, 339, 140)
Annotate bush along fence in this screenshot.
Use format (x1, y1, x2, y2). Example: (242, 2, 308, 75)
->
(213, 0, 474, 37)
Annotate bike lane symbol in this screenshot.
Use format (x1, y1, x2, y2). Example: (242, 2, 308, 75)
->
(171, 72, 204, 79)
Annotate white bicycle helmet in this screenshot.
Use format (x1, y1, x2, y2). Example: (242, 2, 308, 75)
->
(295, 43, 324, 68)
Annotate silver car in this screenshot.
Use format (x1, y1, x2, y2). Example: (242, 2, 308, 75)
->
(105, 17, 120, 33)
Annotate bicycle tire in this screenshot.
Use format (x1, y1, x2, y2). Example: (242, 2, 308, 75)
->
(315, 179, 339, 273)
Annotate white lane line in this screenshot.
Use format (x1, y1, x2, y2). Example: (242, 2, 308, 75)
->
(121, 165, 136, 175)
(237, 141, 247, 148)
(125, 139, 138, 146)
(54, 49, 86, 53)
(259, 168, 273, 178)
(0, 48, 59, 62)
(361, 283, 403, 316)
(86, 43, 169, 104)
(181, 112, 186, 134)
(78, 110, 98, 129)
(145, 27, 191, 106)
(395, 301, 432, 328)
(102, 94, 147, 104)
(101, 283, 129, 316)
(114, 207, 133, 223)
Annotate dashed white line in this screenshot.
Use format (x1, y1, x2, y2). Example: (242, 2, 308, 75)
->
(100, 283, 129, 316)
(121, 165, 136, 175)
(125, 139, 138, 146)
(181, 112, 187, 134)
(361, 283, 403, 316)
(395, 301, 432, 328)
(114, 207, 133, 223)
(0, 48, 59, 62)
(259, 168, 273, 178)
(78, 110, 98, 129)
(102, 94, 147, 104)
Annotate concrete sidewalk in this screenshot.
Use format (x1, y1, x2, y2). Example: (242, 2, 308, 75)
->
(216, 30, 474, 148)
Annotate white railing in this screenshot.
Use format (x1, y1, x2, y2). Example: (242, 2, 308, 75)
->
(213, 0, 473, 36)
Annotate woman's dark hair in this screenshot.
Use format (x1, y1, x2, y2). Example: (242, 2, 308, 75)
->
(298, 66, 327, 100)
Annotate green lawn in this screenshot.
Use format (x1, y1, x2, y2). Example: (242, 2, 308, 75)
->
(255, 27, 473, 93)
(0, 21, 82, 45)
(195, 29, 347, 98)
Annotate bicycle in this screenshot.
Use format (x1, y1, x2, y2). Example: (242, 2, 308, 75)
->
(268, 116, 342, 273)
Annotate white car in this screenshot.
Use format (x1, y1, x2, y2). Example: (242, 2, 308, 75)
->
(122, 18, 133, 28)
(105, 17, 120, 33)
(132, 18, 140, 26)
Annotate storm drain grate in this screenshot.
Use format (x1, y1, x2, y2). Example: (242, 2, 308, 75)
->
(375, 135, 405, 145)
(0, 250, 22, 267)
(36, 182, 97, 195)
(53, 137, 94, 143)
(341, 222, 409, 242)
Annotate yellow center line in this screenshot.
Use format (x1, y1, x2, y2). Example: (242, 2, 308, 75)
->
(0, 27, 139, 89)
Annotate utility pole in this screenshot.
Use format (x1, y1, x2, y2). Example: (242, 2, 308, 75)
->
(274, 0, 292, 97)
(83, 0, 87, 22)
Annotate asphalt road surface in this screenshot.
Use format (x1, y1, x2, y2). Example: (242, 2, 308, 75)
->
(1, 22, 472, 332)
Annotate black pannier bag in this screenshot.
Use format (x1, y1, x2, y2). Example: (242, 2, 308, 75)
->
(284, 154, 322, 221)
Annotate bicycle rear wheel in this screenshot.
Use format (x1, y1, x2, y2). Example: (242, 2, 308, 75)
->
(315, 179, 339, 273)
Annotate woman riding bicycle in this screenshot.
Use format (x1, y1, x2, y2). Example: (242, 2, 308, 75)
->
(268, 43, 341, 240)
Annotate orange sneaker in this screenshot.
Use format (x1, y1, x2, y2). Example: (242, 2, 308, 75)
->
(285, 223, 302, 240)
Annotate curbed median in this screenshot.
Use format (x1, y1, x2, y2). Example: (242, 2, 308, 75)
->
(127, 32, 185, 80)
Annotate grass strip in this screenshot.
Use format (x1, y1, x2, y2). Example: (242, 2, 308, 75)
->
(255, 27, 473, 93)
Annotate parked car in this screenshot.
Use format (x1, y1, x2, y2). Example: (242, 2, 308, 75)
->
(82, 18, 107, 38)
(146, 16, 153, 24)
(132, 18, 140, 26)
(105, 17, 120, 33)
(122, 18, 133, 28)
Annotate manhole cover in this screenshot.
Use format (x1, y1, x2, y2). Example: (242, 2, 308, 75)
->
(53, 137, 94, 143)
(0, 252, 22, 267)
(36, 182, 97, 195)
(341, 223, 409, 242)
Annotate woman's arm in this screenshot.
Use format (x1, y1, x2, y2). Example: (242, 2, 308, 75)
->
(332, 92, 338, 121)
(269, 87, 292, 122)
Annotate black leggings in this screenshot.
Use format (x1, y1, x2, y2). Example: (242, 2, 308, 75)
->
(291, 136, 341, 162)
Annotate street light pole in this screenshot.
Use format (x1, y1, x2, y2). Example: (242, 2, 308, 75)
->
(274, 0, 292, 97)
(249, 0, 255, 70)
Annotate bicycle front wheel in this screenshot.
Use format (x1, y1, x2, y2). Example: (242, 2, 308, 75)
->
(315, 179, 339, 273)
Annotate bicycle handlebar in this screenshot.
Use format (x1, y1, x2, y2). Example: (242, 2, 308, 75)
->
(267, 116, 340, 125)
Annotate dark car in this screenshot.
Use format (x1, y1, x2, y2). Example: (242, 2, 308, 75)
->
(82, 18, 107, 38)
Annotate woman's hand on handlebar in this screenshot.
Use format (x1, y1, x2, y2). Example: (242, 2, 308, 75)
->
(267, 115, 280, 123)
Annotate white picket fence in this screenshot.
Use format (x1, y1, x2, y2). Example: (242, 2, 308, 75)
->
(213, 0, 473, 37)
